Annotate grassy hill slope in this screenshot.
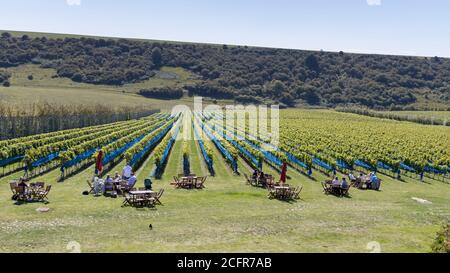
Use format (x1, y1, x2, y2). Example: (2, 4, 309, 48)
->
(1, 30, 449, 110)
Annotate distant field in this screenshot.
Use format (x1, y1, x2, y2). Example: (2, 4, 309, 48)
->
(387, 111, 450, 120)
(0, 64, 201, 110)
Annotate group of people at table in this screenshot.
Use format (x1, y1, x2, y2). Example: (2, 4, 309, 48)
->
(91, 164, 145, 196)
(324, 172, 381, 195)
(329, 177, 350, 189)
(349, 172, 381, 190)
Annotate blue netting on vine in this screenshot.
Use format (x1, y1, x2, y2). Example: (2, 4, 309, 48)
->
(61, 148, 97, 170)
(286, 153, 309, 170)
(201, 123, 237, 172)
(336, 159, 353, 170)
(229, 139, 262, 170)
(0, 155, 23, 168)
(29, 152, 60, 169)
(212, 120, 283, 169)
(102, 136, 145, 166)
(312, 158, 333, 171)
(354, 160, 376, 171)
(424, 165, 447, 174)
(377, 161, 394, 171)
(159, 131, 178, 166)
(154, 125, 180, 177)
(400, 162, 417, 173)
(210, 124, 261, 170)
(129, 123, 173, 168)
(193, 124, 214, 173)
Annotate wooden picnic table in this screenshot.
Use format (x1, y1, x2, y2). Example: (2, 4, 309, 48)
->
(322, 181, 351, 197)
(182, 176, 198, 181)
(11, 181, 51, 203)
(123, 189, 164, 208)
(129, 190, 155, 195)
(252, 175, 275, 188)
(268, 185, 302, 201)
(172, 176, 207, 189)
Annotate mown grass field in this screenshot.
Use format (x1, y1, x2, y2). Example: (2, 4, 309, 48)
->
(0, 64, 206, 110)
(385, 111, 450, 120)
(0, 112, 449, 253)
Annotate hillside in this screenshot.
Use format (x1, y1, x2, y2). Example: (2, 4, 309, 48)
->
(1, 30, 450, 109)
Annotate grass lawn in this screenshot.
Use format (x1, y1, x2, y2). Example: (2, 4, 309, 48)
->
(0, 64, 203, 111)
(0, 127, 448, 253)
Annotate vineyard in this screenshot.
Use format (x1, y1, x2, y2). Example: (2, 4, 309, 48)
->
(279, 110, 450, 179)
(193, 109, 449, 183)
(1, 108, 449, 185)
(1, 109, 449, 253)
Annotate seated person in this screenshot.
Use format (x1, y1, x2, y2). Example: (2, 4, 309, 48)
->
(332, 177, 341, 187)
(348, 172, 356, 181)
(370, 173, 379, 190)
(122, 164, 133, 180)
(127, 173, 137, 188)
(252, 169, 259, 180)
(113, 172, 121, 182)
(93, 177, 105, 196)
(104, 175, 114, 192)
(17, 179, 28, 194)
(341, 178, 349, 189)
(105, 175, 113, 183)
(375, 179, 381, 191)
(144, 178, 153, 191)
(258, 171, 266, 183)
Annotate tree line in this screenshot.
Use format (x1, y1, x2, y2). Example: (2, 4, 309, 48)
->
(337, 107, 450, 126)
(0, 102, 159, 140)
(1, 31, 450, 109)
(0, 69, 10, 87)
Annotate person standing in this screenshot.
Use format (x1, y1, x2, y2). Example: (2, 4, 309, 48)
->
(122, 163, 132, 180)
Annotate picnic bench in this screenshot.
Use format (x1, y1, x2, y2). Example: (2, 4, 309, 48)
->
(10, 181, 51, 203)
(322, 181, 351, 197)
(172, 175, 207, 189)
(244, 173, 275, 189)
(350, 175, 382, 191)
(87, 178, 137, 197)
(268, 185, 302, 201)
(122, 189, 164, 208)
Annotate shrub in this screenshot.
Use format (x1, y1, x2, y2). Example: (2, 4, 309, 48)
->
(431, 222, 450, 253)
(139, 88, 183, 100)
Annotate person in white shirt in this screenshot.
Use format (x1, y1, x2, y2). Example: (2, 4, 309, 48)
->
(113, 172, 121, 182)
(93, 177, 105, 196)
(349, 172, 356, 181)
(122, 164, 132, 180)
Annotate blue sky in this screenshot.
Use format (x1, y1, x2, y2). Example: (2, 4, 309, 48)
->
(1, 0, 449, 57)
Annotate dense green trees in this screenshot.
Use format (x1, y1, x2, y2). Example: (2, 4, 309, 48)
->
(151, 47, 162, 68)
(139, 87, 183, 99)
(1, 31, 449, 108)
(0, 69, 10, 84)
